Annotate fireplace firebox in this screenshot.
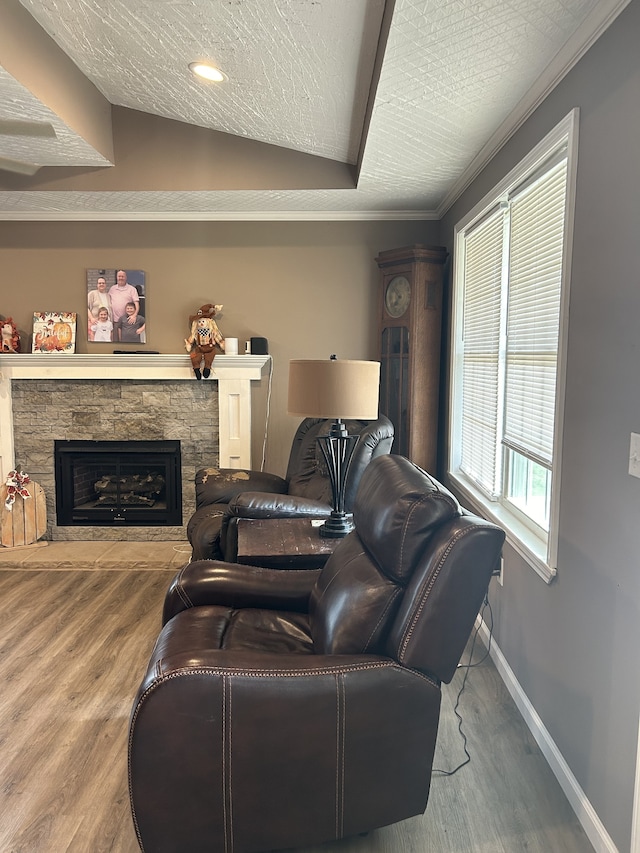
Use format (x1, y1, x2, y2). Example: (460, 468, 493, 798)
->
(55, 440, 182, 526)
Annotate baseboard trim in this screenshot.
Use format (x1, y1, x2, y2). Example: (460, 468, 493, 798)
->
(477, 618, 618, 853)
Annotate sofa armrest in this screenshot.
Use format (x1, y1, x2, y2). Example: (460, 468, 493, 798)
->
(228, 491, 333, 519)
(186, 505, 225, 560)
(195, 467, 288, 508)
(163, 560, 321, 625)
(130, 641, 441, 853)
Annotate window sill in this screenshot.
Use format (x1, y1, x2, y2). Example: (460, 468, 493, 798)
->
(448, 473, 557, 585)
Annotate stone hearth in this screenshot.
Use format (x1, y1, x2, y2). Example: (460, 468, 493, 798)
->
(0, 354, 270, 542)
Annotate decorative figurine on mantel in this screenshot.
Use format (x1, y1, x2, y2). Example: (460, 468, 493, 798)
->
(1, 317, 21, 353)
(185, 303, 225, 379)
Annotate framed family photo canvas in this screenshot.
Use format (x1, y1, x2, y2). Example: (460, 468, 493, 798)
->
(86, 269, 147, 343)
(32, 312, 77, 353)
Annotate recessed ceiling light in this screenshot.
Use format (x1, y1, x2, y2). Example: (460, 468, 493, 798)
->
(189, 62, 226, 82)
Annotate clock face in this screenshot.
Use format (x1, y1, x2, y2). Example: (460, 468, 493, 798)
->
(385, 275, 411, 318)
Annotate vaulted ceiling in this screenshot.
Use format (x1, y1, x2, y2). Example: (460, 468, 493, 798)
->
(0, 0, 631, 219)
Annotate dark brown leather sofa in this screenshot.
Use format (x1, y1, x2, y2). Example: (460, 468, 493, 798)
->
(129, 454, 504, 853)
(187, 415, 394, 561)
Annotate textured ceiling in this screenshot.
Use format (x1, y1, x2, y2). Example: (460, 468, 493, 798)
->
(0, 0, 631, 219)
(17, 0, 384, 165)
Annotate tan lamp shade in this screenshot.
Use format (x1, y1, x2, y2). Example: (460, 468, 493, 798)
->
(288, 359, 380, 420)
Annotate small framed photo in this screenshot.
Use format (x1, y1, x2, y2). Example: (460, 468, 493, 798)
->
(86, 269, 146, 343)
(32, 312, 77, 353)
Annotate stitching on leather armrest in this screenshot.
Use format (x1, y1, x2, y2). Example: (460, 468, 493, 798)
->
(397, 524, 495, 663)
(174, 564, 194, 609)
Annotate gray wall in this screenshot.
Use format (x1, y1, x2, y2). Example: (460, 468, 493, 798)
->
(440, 2, 640, 849)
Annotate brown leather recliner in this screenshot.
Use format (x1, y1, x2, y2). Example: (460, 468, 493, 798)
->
(187, 415, 394, 561)
(129, 454, 505, 853)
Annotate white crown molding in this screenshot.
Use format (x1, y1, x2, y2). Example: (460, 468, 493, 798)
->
(0, 208, 437, 222)
(437, 0, 633, 218)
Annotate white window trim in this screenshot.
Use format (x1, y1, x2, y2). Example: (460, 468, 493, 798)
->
(449, 109, 579, 584)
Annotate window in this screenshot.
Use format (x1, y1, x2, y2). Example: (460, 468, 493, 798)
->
(449, 112, 577, 582)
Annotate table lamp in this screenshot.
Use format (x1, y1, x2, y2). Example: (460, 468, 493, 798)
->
(288, 355, 381, 538)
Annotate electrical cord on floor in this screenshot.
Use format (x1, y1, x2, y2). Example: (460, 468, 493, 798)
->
(431, 594, 494, 778)
(462, 594, 493, 669)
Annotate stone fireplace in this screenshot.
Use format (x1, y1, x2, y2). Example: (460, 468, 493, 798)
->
(0, 354, 269, 541)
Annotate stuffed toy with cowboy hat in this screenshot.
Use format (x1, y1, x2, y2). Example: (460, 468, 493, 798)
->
(185, 303, 225, 379)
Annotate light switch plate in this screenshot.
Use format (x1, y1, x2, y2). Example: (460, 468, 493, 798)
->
(629, 433, 640, 479)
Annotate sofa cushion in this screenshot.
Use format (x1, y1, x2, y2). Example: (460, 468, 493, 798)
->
(287, 419, 381, 506)
(354, 455, 460, 583)
(286, 421, 332, 503)
(309, 534, 402, 655)
(224, 609, 314, 654)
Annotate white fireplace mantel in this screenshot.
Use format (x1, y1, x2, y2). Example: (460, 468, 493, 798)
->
(0, 353, 271, 480)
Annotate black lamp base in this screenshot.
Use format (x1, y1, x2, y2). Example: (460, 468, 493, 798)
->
(316, 420, 359, 540)
(319, 512, 354, 539)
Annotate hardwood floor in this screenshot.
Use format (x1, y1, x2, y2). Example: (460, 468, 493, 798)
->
(0, 569, 594, 852)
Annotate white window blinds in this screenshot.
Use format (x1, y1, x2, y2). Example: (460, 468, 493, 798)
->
(458, 151, 568, 496)
(451, 111, 576, 579)
(504, 158, 567, 465)
(460, 209, 504, 497)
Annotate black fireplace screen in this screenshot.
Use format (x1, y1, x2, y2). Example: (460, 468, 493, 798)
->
(55, 440, 182, 526)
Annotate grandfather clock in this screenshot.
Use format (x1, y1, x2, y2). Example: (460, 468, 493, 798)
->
(375, 244, 448, 474)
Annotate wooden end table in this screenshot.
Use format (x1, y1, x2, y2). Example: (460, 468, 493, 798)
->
(236, 517, 341, 569)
